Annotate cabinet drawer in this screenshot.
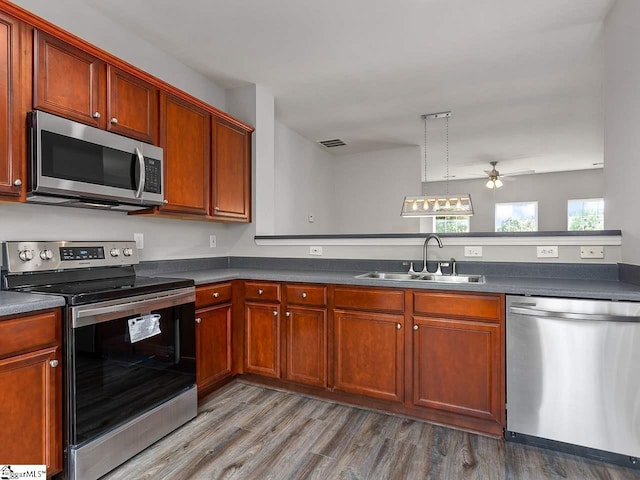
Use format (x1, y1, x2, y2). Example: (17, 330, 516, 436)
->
(413, 292, 502, 322)
(244, 281, 281, 302)
(334, 286, 404, 313)
(196, 283, 232, 309)
(0, 310, 60, 357)
(285, 284, 327, 307)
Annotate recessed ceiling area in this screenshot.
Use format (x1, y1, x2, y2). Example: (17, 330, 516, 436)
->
(83, 0, 615, 180)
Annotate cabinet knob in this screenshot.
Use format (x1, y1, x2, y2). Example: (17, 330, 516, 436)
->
(214, 206, 220, 211)
(110, 117, 118, 124)
(49, 359, 59, 368)
(13, 178, 22, 186)
(92, 111, 101, 119)
(301, 292, 307, 299)
(273, 310, 278, 316)
(413, 325, 419, 331)
(213, 292, 220, 298)
(258, 289, 264, 295)
(396, 323, 402, 330)
(195, 317, 202, 324)
(163, 199, 169, 204)
(285, 311, 291, 317)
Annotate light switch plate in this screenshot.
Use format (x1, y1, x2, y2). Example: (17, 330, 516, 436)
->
(209, 235, 217, 248)
(580, 246, 604, 259)
(310, 246, 323, 256)
(133, 233, 144, 249)
(464, 246, 482, 257)
(537, 246, 558, 258)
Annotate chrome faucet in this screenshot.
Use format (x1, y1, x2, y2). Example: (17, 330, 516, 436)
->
(422, 234, 443, 273)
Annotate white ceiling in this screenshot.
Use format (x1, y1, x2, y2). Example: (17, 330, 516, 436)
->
(84, 0, 615, 181)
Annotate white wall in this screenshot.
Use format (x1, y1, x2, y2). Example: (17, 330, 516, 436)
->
(423, 169, 604, 232)
(273, 121, 334, 234)
(10, 0, 226, 108)
(603, 0, 640, 266)
(330, 147, 421, 233)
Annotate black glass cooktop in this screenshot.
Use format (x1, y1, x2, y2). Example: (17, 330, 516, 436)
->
(20, 275, 193, 306)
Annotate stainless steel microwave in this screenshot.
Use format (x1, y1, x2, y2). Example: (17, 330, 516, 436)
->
(27, 110, 164, 211)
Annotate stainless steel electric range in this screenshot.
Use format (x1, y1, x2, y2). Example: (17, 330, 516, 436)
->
(2, 241, 197, 480)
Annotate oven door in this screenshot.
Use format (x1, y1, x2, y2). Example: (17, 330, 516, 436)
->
(67, 287, 196, 447)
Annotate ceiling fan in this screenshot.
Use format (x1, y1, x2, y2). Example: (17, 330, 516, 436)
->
(484, 161, 535, 189)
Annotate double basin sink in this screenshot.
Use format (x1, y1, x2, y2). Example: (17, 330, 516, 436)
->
(355, 271, 485, 284)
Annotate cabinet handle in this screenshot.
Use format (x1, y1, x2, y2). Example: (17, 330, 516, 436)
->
(92, 112, 101, 118)
(413, 325, 419, 331)
(110, 117, 118, 124)
(13, 178, 22, 186)
(396, 323, 402, 330)
(286, 311, 291, 317)
(49, 359, 59, 368)
(273, 311, 278, 316)
(301, 292, 307, 299)
(258, 289, 264, 295)
(195, 317, 202, 324)
(213, 292, 220, 298)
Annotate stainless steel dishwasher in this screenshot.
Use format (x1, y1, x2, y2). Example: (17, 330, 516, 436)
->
(506, 295, 640, 469)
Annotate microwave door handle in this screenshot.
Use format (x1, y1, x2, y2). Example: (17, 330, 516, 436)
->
(135, 147, 145, 198)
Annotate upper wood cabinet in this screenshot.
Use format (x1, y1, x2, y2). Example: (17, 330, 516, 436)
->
(211, 115, 251, 222)
(107, 66, 158, 144)
(160, 92, 210, 216)
(34, 31, 158, 143)
(34, 30, 106, 128)
(0, 12, 28, 199)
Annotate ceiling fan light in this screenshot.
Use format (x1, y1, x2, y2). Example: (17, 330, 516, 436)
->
(486, 179, 495, 189)
(495, 178, 504, 188)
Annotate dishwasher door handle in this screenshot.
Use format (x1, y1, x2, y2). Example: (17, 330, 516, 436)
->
(509, 303, 640, 323)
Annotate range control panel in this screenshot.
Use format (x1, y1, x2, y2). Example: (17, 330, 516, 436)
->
(2, 241, 139, 273)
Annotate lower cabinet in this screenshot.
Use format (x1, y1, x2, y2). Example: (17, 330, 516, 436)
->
(0, 309, 62, 477)
(333, 309, 404, 402)
(284, 284, 328, 388)
(244, 302, 281, 378)
(195, 283, 233, 395)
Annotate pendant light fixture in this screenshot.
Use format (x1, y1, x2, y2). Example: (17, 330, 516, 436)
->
(401, 111, 474, 217)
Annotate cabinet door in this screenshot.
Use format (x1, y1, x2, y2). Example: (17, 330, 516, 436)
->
(285, 306, 326, 387)
(334, 310, 404, 402)
(107, 66, 158, 144)
(0, 346, 62, 476)
(196, 304, 232, 391)
(160, 93, 210, 215)
(211, 115, 251, 222)
(0, 13, 25, 197)
(34, 31, 106, 128)
(245, 303, 280, 378)
(413, 316, 501, 422)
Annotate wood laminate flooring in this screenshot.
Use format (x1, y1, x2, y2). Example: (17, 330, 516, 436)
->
(102, 381, 640, 480)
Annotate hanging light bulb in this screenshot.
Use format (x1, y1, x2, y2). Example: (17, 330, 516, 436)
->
(412, 200, 418, 211)
(494, 178, 503, 188)
(444, 198, 451, 209)
(486, 179, 495, 189)
(456, 197, 462, 209)
(423, 199, 429, 211)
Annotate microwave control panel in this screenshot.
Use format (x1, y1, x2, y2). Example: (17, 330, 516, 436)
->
(143, 158, 162, 194)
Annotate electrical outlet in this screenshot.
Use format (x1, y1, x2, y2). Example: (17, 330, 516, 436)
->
(209, 235, 217, 248)
(537, 246, 558, 258)
(464, 246, 482, 257)
(308, 214, 315, 223)
(133, 233, 144, 249)
(310, 246, 323, 256)
(580, 246, 604, 259)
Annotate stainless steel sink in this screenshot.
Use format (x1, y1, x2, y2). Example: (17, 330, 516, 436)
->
(355, 271, 485, 284)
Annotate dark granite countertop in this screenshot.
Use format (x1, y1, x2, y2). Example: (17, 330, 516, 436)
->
(156, 267, 640, 302)
(0, 291, 66, 318)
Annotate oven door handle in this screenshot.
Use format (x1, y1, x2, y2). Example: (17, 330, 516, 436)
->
(71, 287, 195, 328)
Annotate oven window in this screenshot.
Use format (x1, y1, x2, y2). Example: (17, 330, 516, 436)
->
(71, 303, 196, 445)
(41, 131, 137, 190)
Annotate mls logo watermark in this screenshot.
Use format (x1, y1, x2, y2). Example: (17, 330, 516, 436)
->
(0, 465, 46, 479)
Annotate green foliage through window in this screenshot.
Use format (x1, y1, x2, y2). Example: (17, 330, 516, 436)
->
(434, 216, 470, 233)
(568, 199, 604, 231)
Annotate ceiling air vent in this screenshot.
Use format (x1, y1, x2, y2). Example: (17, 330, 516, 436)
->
(318, 138, 346, 148)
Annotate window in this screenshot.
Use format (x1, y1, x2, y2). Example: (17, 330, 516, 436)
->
(433, 216, 470, 233)
(495, 201, 538, 232)
(568, 198, 604, 231)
